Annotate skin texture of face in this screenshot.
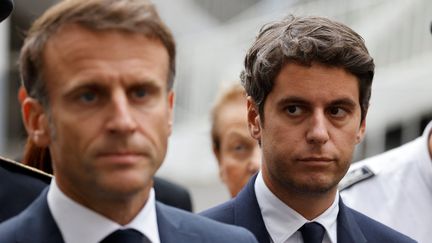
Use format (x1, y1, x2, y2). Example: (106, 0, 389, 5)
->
(214, 98, 261, 197)
(23, 24, 174, 224)
(248, 62, 366, 219)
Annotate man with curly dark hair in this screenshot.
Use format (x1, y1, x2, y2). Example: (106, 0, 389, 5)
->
(202, 15, 415, 243)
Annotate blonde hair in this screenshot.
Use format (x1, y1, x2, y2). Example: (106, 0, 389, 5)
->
(211, 83, 247, 152)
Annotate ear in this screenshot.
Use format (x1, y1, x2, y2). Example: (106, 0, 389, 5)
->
(356, 118, 367, 144)
(18, 86, 27, 104)
(167, 91, 175, 135)
(247, 97, 261, 141)
(22, 98, 51, 148)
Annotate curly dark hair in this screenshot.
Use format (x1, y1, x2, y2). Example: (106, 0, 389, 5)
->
(241, 15, 374, 122)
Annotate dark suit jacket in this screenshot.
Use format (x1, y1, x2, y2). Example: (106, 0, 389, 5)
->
(0, 153, 192, 223)
(154, 177, 193, 212)
(0, 157, 50, 223)
(0, 188, 258, 243)
(201, 175, 416, 243)
(1, 153, 192, 223)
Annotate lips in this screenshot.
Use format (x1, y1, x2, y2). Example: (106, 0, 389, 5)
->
(299, 157, 333, 161)
(96, 151, 146, 165)
(297, 156, 335, 164)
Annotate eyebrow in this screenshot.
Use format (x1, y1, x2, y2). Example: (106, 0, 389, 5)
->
(277, 96, 358, 108)
(225, 130, 252, 138)
(276, 96, 311, 108)
(69, 76, 161, 89)
(329, 98, 357, 109)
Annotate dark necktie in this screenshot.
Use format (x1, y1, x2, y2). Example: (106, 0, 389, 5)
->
(299, 222, 325, 243)
(100, 229, 151, 243)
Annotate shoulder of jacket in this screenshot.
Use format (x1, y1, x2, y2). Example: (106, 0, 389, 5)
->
(339, 165, 375, 191)
(0, 156, 52, 183)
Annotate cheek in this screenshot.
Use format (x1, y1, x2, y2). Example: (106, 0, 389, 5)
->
(340, 126, 362, 146)
(220, 157, 236, 173)
(52, 115, 101, 157)
(139, 112, 170, 142)
(226, 159, 249, 178)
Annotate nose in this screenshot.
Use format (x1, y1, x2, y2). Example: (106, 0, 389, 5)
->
(306, 111, 329, 145)
(105, 91, 137, 134)
(248, 146, 261, 173)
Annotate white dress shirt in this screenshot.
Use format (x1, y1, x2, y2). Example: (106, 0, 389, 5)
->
(341, 121, 432, 243)
(48, 179, 160, 243)
(255, 171, 338, 243)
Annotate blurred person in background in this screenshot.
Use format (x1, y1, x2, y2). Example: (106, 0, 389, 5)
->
(339, 23, 432, 243)
(0, 0, 51, 223)
(211, 83, 261, 197)
(0, 0, 258, 242)
(340, 121, 431, 243)
(201, 15, 415, 243)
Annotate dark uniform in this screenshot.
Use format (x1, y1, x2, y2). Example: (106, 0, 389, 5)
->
(0, 0, 13, 22)
(0, 157, 50, 222)
(1, 0, 41, 222)
(154, 177, 193, 212)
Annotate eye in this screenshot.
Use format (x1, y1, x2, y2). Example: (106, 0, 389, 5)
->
(131, 87, 147, 99)
(79, 90, 97, 103)
(328, 107, 347, 118)
(233, 144, 247, 152)
(285, 105, 303, 116)
(229, 142, 253, 160)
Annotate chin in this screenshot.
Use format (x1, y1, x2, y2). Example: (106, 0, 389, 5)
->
(284, 176, 337, 196)
(101, 174, 150, 196)
(300, 179, 339, 194)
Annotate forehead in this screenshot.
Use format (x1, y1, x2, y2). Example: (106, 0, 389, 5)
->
(218, 97, 247, 121)
(46, 23, 164, 53)
(217, 99, 248, 135)
(271, 62, 360, 102)
(41, 23, 170, 85)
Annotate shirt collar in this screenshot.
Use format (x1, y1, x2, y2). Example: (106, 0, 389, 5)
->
(47, 179, 160, 243)
(255, 171, 338, 243)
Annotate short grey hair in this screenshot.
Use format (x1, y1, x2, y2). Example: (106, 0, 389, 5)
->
(20, 0, 176, 107)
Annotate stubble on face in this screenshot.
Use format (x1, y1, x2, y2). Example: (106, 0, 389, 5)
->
(40, 24, 173, 217)
(256, 62, 365, 201)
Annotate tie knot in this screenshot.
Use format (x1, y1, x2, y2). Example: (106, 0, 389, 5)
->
(100, 229, 150, 243)
(299, 222, 325, 243)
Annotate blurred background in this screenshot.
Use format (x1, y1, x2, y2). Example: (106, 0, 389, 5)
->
(0, 0, 431, 211)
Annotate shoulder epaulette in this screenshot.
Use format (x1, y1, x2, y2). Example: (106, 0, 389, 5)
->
(338, 165, 374, 191)
(0, 155, 52, 183)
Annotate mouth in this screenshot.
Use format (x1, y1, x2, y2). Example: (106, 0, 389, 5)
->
(96, 151, 145, 165)
(297, 157, 335, 164)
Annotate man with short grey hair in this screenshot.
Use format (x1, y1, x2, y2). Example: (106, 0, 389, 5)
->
(0, 1, 258, 242)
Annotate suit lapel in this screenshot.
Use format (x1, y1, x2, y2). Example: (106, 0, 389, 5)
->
(16, 188, 64, 243)
(337, 198, 367, 243)
(234, 176, 369, 243)
(156, 203, 201, 243)
(229, 175, 372, 243)
(233, 174, 270, 243)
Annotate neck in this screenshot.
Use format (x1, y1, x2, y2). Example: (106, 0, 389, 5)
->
(92, 187, 151, 225)
(56, 178, 152, 225)
(262, 173, 336, 220)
